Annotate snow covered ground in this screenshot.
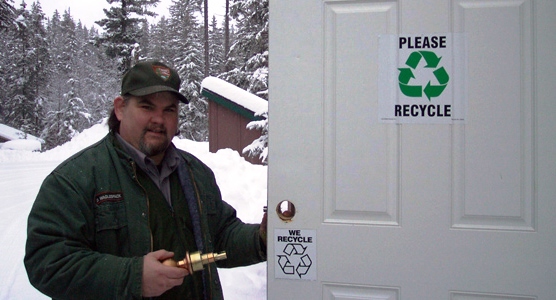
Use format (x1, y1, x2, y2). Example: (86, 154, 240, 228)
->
(0, 121, 267, 299)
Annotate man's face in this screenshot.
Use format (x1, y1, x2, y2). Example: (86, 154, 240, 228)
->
(114, 92, 179, 163)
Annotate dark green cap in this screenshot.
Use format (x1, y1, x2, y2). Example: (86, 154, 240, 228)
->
(121, 61, 188, 103)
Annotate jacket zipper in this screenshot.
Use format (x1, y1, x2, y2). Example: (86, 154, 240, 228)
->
(188, 167, 213, 300)
(130, 160, 154, 252)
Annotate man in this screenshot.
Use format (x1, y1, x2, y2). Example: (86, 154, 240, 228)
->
(25, 61, 267, 299)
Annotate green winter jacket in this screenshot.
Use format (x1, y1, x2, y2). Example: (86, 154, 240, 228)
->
(24, 133, 266, 299)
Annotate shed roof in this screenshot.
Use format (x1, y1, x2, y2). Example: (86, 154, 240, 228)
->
(0, 124, 44, 143)
(201, 77, 268, 121)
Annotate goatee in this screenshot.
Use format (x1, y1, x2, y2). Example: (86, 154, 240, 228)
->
(139, 127, 170, 157)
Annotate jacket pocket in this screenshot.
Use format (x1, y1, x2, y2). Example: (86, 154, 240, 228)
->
(93, 192, 129, 254)
(95, 200, 127, 231)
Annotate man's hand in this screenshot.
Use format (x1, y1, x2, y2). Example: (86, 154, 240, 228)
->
(259, 210, 267, 246)
(142, 250, 189, 297)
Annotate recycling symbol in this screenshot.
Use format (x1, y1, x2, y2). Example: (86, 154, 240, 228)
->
(398, 50, 450, 100)
(277, 243, 312, 278)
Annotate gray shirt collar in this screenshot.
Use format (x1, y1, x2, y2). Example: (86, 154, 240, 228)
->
(116, 134, 181, 204)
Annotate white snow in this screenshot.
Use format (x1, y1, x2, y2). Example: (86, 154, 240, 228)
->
(0, 120, 267, 299)
(0, 139, 42, 152)
(201, 77, 268, 115)
(0, 124, 44, 144)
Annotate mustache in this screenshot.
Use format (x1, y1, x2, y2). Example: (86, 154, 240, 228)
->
(143, 125, 167, 135)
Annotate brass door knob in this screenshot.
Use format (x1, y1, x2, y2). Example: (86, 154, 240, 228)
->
(162, 251, 227, 272)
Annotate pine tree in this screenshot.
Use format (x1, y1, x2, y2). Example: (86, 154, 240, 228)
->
(0, 0, 15, 31)
(223, 0, 269, 161)
(134, 19, 150, 62)
(0, 0, 15, 120)
(223, 0, 230, 72)
(76, 25, 119, 124)
(44, 9, 72, 116)
(43, 78, 91, 149)
(242, 110, 268, 163)
(202, 0, 209, 77)
(223, 0, 268, 99)
(95, 0, 160, 72)
(60, 9, 78, 72)
(168, 0, 207, 141)
(2, 1, 48, 136)
(42, 8, 96, 149)
(147, 16, 172, 62)
(40, 7, 119, 149)
(209, 15, 225, 75)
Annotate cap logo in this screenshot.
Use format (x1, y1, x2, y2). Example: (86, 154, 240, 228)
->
(152, 65, 171, 81)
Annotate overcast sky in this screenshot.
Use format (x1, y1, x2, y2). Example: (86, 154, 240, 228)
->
(39, 0, 226, 29)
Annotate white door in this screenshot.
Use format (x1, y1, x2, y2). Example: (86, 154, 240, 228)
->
(268, 0, 556, 299)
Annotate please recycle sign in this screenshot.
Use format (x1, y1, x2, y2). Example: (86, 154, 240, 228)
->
(379, 33, 466, 124)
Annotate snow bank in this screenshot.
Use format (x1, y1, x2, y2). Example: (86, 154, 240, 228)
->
(0, 140, 42, 152)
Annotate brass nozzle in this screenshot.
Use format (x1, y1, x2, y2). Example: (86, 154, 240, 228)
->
(162, 251, 227, 273)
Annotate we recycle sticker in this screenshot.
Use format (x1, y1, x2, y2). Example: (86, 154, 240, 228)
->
(274, 229, 317, 280)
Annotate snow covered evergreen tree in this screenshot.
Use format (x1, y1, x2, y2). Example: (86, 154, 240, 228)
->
(77, 26, 120, 123)
(0, 0, 16, 117)
(209, 15, 225, 75)
(95, 0, 160, 72)
(45, 9, 119, 136)
(223, 0, 268, 99)
(168, 0, 207, 141)
(41, 10, 99, 149)
(44, 10, 73, 115)
(223, 0, 269, 161)
(2, 1, 48, 137)
(147, 16, 172, 62)
(43, 78, 91, 149)
(0, 0, 15, 31)
(135, 19, 150, 61)
(0, 0, 14, 119)
(242, 110, 268, 163)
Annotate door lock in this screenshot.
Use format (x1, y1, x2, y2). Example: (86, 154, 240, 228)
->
(276, 200, 296, 222)
(162, 251, 227, 272)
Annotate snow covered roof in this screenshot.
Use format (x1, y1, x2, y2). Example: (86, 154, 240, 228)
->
(201, 77, 268, 121)
(1, 139, 42, 152)
(0, 124, 44, 143)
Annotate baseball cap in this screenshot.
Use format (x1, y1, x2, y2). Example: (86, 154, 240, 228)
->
(121, 61, 189, 104)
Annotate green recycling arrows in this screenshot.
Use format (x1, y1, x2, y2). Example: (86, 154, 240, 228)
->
(398, 51, 449, 100)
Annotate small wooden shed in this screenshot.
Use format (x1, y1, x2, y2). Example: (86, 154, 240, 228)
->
(201, 77, 268, 165)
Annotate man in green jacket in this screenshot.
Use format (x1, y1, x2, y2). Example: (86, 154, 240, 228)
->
(24, 61, 267, 299)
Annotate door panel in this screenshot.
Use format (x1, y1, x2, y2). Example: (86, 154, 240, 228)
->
(451, 1, 535, 231)
(323, 1, 400, 226)
(268, 0, 556, 299)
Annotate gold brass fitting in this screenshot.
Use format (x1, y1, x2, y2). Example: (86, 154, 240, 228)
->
(162, 251, 227, 273)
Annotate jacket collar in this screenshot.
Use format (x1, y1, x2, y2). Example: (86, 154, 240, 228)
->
(108, 131, 195, 166)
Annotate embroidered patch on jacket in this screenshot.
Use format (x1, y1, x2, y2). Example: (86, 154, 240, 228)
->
(152, 65, 171, 81)
(95, 192, 124, 205)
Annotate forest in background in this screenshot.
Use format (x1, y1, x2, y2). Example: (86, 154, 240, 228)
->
(0, 0, 268, 156)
